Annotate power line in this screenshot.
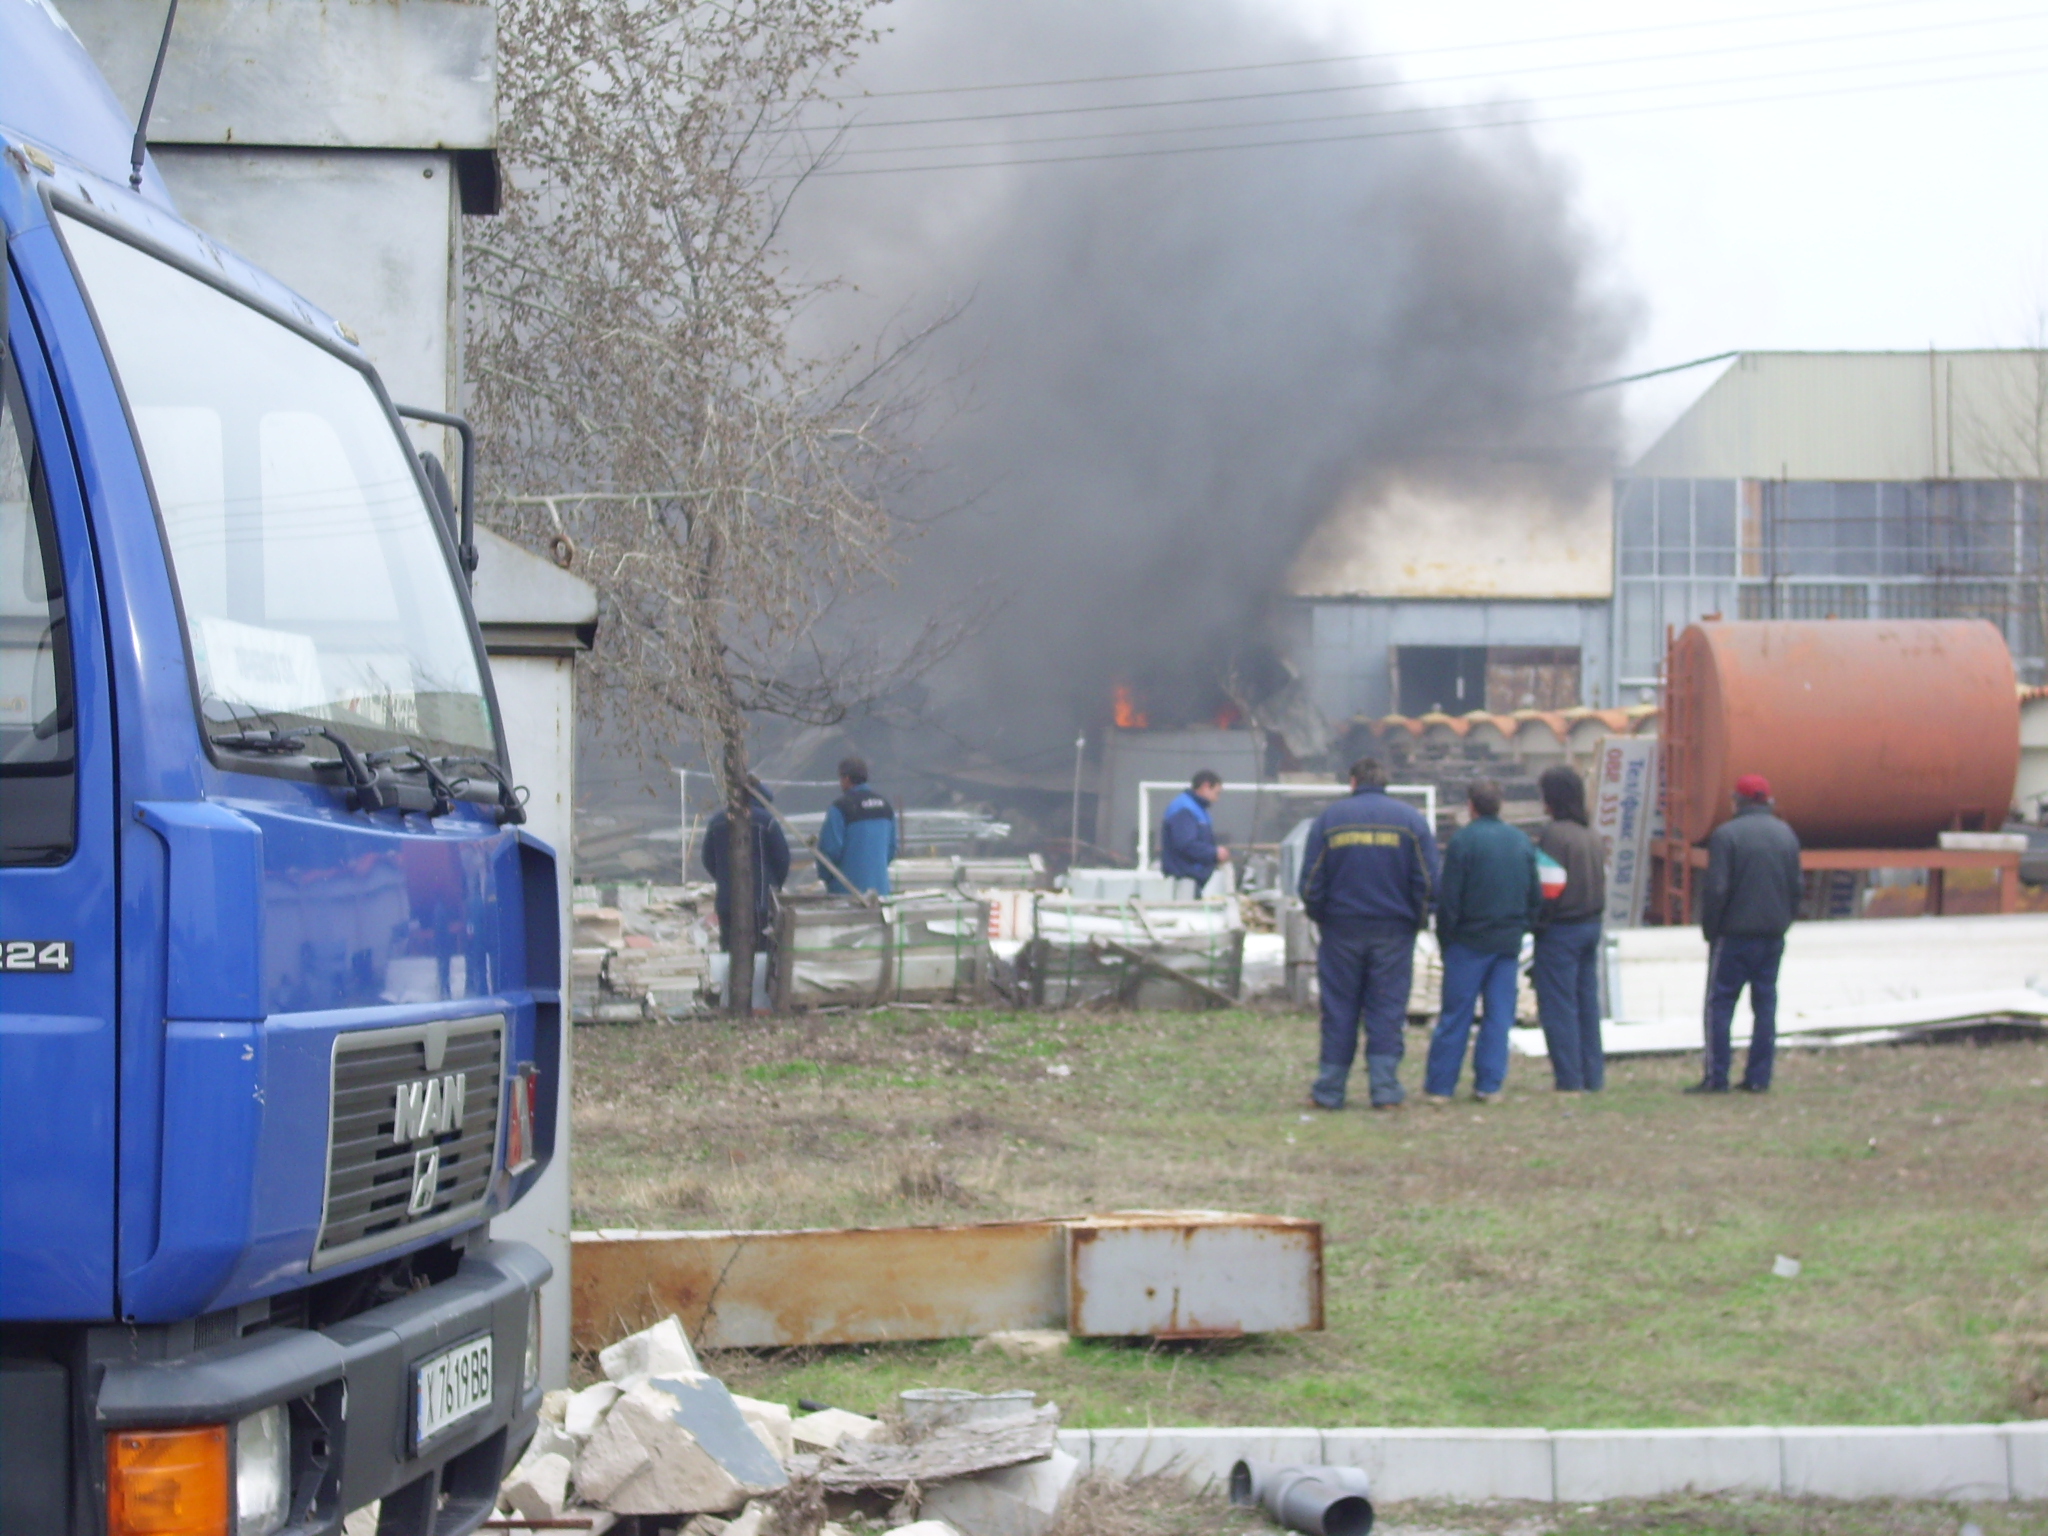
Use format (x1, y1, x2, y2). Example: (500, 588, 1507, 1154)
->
(810, 5, 2043, 128)
(824, 0, 1953, 100)
(769, 55, 2048, 178)
(804, 34, 2048, 160)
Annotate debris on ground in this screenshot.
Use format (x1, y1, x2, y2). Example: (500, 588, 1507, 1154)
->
(498, 1319, 1073, 1536)
(971, 1329, 1073, 1364)
(817, 1398, 1060, 1493)
(791, 1406, 885, 1453)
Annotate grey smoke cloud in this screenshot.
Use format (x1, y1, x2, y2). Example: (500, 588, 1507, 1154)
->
(784, 0, 1637, 767)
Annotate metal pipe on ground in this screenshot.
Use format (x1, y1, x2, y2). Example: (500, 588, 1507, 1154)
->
(1230, 1460, 1374, 1536)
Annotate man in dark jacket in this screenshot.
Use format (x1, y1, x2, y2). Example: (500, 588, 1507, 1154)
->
(818, 756, 897, 896)
(702, 777, 792, 953)
(1424, 779, 1540, 1105)
(1299, 757, 1440, 1110)
(1160, 769, 1230, 894)
(1690, 772, 1803, 1095)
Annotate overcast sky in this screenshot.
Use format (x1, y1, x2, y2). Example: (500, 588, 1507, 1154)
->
(806, 0, 2048, 456)
(1276, 0, 2048, 448)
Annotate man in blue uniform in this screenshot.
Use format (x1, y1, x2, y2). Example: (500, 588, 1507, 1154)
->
(1160, 769, 1230, 894)
(818, 755, 897, 896)
(1299, 758, 1440, 1110)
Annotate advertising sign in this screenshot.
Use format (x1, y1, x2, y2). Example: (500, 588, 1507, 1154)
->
(1593, 737, 1661, 928)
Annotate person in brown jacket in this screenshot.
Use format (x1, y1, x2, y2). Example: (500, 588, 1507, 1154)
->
(1531, 765, 1607, 1090)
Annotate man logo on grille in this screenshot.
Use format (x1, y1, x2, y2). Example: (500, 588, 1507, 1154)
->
(392, 1072, 467, 1145)
(409, 1147, 442, 1216)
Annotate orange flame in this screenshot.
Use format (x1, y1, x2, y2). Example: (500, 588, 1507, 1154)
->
(1113, 683, 1149, 730)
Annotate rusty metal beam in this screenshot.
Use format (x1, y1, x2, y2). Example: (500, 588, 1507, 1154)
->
(571, 1221, 1067, 1351)
(571, 1212, 1324, 1351)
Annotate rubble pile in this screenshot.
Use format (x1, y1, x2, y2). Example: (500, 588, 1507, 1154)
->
(497, 1318, 1080, 1536)
(573, 885, 720, 1022)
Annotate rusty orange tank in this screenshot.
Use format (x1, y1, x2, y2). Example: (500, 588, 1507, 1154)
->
(1665, 619, 2019, 848)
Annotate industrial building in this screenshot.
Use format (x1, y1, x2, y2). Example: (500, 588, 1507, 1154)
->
(1279, 349, 2048, 728)
(1279, 453, 1615, 723)
(1611, 350, 2048, 698)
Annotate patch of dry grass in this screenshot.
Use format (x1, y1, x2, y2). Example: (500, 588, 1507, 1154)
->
(571, 1007, 2048, 1428)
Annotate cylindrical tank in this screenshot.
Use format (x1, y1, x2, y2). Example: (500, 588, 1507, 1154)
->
(1667, 619, 2019, 848)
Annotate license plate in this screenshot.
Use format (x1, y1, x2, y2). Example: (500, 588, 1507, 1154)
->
(414, 1335, 493, 1445)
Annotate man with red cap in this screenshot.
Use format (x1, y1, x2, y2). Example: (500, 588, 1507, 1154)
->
(1688, 773, 1804, 1094)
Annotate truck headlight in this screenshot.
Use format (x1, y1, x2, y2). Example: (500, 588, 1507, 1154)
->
(523, 1291, 543, 1394)
(233, 1405, 289, 1536)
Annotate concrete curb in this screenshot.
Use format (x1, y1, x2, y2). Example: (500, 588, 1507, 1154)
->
(1053, 1423, 2048, 1503)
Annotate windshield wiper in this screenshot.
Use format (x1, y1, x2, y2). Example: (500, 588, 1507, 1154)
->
(210, 728, 307, 755)
(369, 748, 457, 817)
(311, 727, 391, 812)
(436, 756, 528, 826)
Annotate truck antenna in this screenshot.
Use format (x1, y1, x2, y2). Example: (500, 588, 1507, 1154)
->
(129, 0, 180, 191)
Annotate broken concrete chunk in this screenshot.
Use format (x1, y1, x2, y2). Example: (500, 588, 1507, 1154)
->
(790, 1406, 883, 1452)
(922, 1448, 1080, 1536)
(900, 1388, 1038, 1435)
(972, 1330, 1071, 1363)
(721, 1502, 768, 1536)
(731, 1394, 795, 1463)
(565, 1379, 624, 1440)
(514, 1420, 580, 1473)
(600, 1313, 703, 1384)
(540, 1387, 574, 1424)
(502, 1452, 574, 1524)
(597, 1377, 790, 1516)
(887, 1523, 963, 1536)
(573, 1406, 654, 1506)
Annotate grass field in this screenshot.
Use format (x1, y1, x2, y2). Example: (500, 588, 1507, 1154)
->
(571, 1004, 2048, 1432)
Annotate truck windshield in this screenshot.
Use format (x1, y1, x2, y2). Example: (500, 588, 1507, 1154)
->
(58, 213, 496, 760)
(1, 354, 75, 865)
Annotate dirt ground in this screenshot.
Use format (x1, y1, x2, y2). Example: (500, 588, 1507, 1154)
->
(571, 1005, 2048, 1430)
(1040, 1476, 2036, 1534)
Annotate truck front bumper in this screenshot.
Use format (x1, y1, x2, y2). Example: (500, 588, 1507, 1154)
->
(95, 1239, 549, 1536)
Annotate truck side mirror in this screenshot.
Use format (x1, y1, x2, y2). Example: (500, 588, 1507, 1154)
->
(418, 450, 459, 544)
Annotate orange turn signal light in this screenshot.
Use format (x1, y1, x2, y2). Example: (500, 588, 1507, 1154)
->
(106, 1424, 230, 1536)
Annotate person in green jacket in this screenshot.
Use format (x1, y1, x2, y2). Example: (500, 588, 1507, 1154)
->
(1424, 779, 1540, 1104)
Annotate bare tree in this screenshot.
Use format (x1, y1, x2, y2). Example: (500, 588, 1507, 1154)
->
(469, 0, 944, 1009)
(1953, 319, 2048, 684)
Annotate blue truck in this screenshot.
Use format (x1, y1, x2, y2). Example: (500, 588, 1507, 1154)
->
(1, 5, 558, 1533)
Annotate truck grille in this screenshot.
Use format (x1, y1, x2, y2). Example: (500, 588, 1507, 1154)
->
(315, 1016, 504, 1269)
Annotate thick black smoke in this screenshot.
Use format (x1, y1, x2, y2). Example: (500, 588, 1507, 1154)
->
(785, 0, 1636, 778)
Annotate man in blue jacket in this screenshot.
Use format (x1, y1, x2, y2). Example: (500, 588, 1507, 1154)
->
(701, 776, 792, 952)
(1425, 779, 1541, 1105)
(1299, 758, 1440, 1110)
(818, 755, 897, 896)
(1160, 769, 1230, 894)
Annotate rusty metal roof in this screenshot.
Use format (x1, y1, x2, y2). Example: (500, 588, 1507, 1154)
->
(1354, 706, 1656, 739)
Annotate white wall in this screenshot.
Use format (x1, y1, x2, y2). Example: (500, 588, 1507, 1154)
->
(154, 148, 461, 454)
(484, 652, 578, 1390)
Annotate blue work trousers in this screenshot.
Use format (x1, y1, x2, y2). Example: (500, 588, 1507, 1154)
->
(1533, 918, 1604, 1091)
(1703, 933, 1784, 1089)
(1426, 941, 1520, 1097)
(1313, 919, 1417, 1108)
